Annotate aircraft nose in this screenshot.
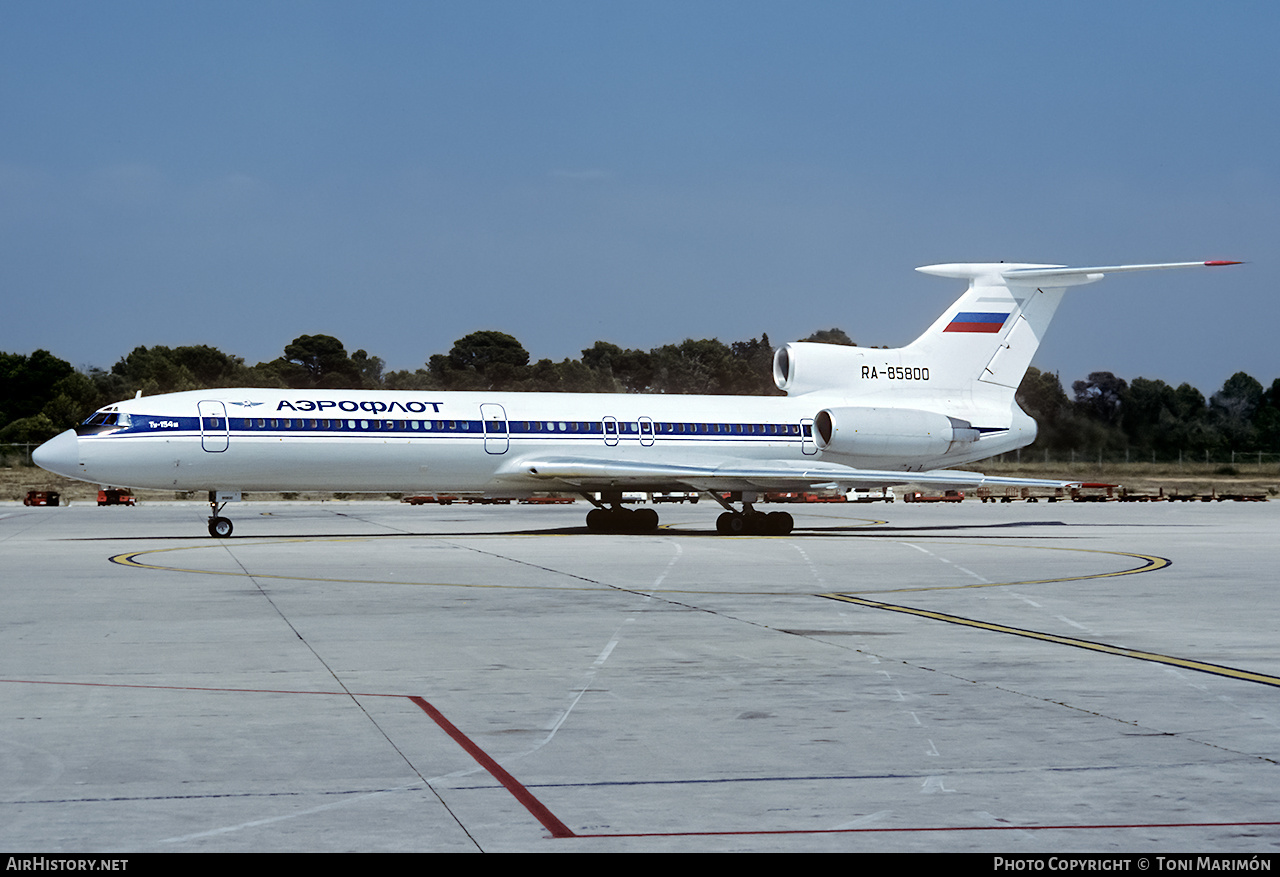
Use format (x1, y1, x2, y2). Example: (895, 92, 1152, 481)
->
(32, 429, 81, 478)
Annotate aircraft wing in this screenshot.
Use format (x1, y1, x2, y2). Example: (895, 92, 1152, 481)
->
(500, 455, 1076, 493)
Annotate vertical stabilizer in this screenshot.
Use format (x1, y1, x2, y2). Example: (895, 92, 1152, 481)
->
(773, 260, 1237, 401)
(906, 263, 1068, 396)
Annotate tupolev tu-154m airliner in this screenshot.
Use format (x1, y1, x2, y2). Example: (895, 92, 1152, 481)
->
(33, 260, 1239, 537)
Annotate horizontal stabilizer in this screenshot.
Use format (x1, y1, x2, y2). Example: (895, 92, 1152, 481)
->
(918, 260, 1241, 288)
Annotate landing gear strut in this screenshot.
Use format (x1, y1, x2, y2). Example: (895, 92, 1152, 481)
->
(207, 490, 238, 538)
(582, 492, 660, 533)
(709, 491, 794, 536)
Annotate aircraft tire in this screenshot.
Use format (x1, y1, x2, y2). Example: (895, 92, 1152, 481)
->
(634, 508, 659, 532)
(208, 516, 233, 538)
(585, 508, 608, 531)
(766, 511, 794, 536)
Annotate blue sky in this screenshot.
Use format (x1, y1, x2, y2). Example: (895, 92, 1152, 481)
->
(2, 1, 1275, 396)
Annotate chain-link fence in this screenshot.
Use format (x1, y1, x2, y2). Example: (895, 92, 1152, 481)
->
(0, 443, 38, 466)
(988, 448, 1280, 469)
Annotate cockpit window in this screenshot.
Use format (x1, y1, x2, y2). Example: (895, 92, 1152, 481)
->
(75, 411, 128, 435)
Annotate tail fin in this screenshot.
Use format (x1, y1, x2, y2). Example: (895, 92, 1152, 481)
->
(907, 260, 1240, 392)
(772, 260, 1238, 399)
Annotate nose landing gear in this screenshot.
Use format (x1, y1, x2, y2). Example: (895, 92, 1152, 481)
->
(207, 490, 240, 538)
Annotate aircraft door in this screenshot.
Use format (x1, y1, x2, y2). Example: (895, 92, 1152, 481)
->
(800, 418, 817, 455)
(198, 400, 229, 453)
(639, 417, 655, 447)
(602, 416, 619, 447)
(480, 403, 509, 454)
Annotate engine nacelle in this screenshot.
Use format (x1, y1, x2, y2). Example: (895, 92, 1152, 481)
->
(773, 342, 865, 395)
(813, 406, 980, 462)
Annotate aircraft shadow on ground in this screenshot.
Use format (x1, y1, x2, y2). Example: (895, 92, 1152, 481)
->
(61, 517, 1197, 542)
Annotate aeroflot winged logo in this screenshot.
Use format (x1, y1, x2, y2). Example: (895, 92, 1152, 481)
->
(944, 312, 1009, 333)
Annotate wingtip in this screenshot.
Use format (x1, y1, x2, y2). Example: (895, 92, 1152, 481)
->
(1204, 260, 1244, 266)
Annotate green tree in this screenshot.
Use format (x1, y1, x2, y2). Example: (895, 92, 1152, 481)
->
(801, 328, 856, 346)
(727, 334, 779, 395)
(1211, 371, 1265, 450)
(427, 331, 531, 390)
(581, 341, 653, 392)
(1119, 377, 1177, 454)
(382, 368, 439, 390)
(1, 349, 75, 429)
(1256, 378, 1280, 452)
(0, 413, 59, 445)
(1072, 371, 1128, 425)
(42, 372, 101, 431)
(271, 335, 374, 389)
(648, 338, 734, 394)
(110, 344, 251, 395)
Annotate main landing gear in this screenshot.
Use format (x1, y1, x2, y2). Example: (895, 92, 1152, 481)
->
(581, 490, 794, 536)
(582, 492, 660, 533)
(207, 490, 239, 538)
(710, 491, 794, 536)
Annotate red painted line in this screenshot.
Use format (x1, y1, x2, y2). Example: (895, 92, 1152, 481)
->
(4, 678, 574, 838)
(409, 696, 576, 838)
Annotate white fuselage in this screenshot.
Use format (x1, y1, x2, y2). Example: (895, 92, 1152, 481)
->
(48, 386, 1031, 495)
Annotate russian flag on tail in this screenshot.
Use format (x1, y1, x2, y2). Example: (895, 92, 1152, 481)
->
(944, 312, 1009, 333)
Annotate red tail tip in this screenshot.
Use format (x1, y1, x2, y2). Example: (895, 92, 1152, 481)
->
(1204, 260, 1243, 266)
